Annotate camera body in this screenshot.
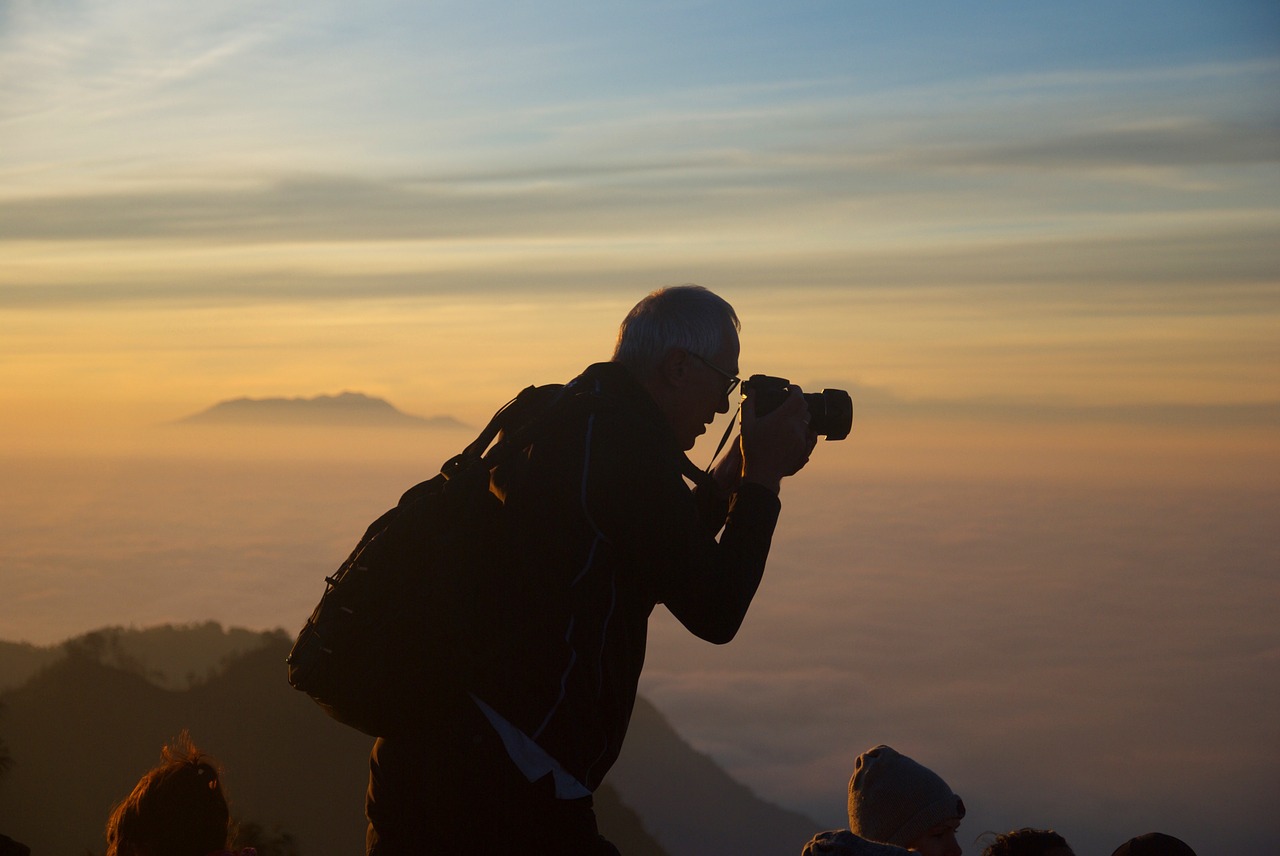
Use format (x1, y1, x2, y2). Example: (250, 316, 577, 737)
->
(741, 375, 852, 441)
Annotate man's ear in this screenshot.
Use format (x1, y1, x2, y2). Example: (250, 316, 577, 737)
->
(656, 347, 693, 388)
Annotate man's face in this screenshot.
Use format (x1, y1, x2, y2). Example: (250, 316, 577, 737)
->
(906, 818, 963, 856)
(669, 329, 740, 451)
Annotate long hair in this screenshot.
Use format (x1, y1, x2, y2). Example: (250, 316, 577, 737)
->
(611, 284, 739, 377)
(105, 731, 231, 856)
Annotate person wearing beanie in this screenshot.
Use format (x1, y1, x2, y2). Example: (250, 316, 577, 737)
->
(1109, 832, 1198, 856)
(847, 744, 966, 856)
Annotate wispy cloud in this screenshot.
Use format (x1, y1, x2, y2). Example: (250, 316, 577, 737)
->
(929, 117, 1280, 174)
(0, 0, 294, 122)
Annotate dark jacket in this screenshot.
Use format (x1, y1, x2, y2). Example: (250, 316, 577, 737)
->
(471, 361, 782, 791)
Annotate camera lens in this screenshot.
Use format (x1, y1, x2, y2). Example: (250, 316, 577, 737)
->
(805, 389, 852, 441)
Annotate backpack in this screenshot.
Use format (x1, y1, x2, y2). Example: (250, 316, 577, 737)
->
(285, 381, 580, 738)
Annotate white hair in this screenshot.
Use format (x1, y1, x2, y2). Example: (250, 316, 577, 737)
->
(611, 285, 739, 377)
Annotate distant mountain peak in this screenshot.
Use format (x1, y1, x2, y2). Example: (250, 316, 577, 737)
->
(176, 392, 468, 429)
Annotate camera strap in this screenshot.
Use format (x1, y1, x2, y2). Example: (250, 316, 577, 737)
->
(703, 401, 743, 474)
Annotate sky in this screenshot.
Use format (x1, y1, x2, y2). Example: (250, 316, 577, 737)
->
(2, 1, 1280, 853)
(2, 0, 1278, 441)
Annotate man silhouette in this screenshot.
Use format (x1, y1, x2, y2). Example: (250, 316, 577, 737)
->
(366, 285, 817, 854)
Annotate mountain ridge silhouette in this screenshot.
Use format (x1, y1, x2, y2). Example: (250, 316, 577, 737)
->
(0, 624, 817, 856)
(175, 392, 468, 429)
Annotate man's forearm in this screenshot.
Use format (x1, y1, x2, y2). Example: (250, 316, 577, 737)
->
(666, 483, 781, 643)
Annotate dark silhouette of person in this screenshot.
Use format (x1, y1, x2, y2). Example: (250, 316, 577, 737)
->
(1110, 832, 1198, 856)
(981, 828, 1074, 856)
(365, 285, 818, 854)
(105, 730, 254, 856)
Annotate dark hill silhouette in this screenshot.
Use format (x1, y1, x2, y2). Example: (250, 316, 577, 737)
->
(0, 629, 672, 855)
(70, 622, 276, 689)
(0, 625, 816, 855)
(0, 636, 371, 856)
(0, 641, 59, 693)
(0, 623, 277, 692)
(176, 391, 468, 429)
(613, 696, 820, 855)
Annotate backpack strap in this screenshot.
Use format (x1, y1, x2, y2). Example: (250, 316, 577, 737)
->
(438, 382, 575, 482)
(481, 383, 573, 467)
(442, 376, 716, 493)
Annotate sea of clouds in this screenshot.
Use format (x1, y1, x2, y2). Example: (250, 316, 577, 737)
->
(3, 428, 1277, 854)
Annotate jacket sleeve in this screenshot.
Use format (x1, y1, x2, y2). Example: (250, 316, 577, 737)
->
(584, 407, 782, 644)
(664, 481, 780, 642)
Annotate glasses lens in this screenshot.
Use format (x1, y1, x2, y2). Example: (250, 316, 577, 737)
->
(692, 351, 739, 397)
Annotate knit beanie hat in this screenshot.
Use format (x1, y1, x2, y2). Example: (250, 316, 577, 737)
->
(1110, 833, 1197, 856)
(847, 744, 965, 848)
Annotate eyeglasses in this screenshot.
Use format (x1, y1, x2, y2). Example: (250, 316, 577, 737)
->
(690, 351, 740, 398)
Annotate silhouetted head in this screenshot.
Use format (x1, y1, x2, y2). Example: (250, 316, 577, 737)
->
(1109, 832, 1197, 856)
(848, 744, 966, 856)
(612, 284, 741, 450)
(612, 284, 740, 378)
(104, 732, 232, 856)
(981, 827, 1074, 856)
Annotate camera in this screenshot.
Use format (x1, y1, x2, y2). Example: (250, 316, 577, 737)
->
(741, 375, 852, 441)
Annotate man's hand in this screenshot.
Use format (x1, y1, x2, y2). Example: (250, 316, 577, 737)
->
(739, 386, 818, 494)
(709, 435, 745, 494)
